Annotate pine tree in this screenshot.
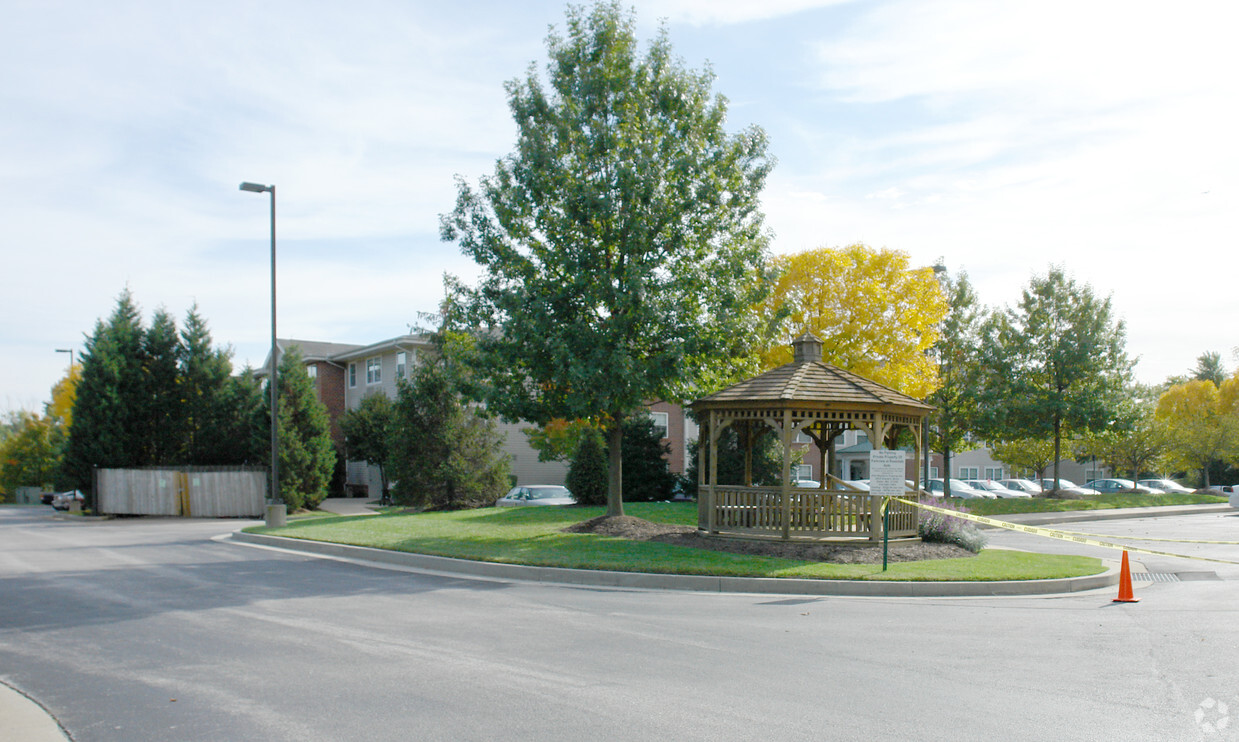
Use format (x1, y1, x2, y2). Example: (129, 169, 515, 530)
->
(619, 416, 676, 502)
(141, 308, 184, 464)
(273, 347, 336, 510)
(62, 289, 148, 501)
(566, 430, 607, 506)
(180, 305, 236, 464)
(389, 359, 511, 509)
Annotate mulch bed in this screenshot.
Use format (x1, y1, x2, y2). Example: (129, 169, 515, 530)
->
(563, 515, 975, 564)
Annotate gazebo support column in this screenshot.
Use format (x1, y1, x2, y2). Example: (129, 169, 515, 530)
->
(781, 408, 792, 540)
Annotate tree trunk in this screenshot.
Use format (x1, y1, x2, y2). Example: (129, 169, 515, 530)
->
(1052, 414, 1062, 492)
(943, 446, 952, 497)
(606, 420, 624, 517)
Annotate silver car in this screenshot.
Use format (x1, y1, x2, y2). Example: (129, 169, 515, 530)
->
(495, 485, 575, 507)
(966, 480, 1031, 499)
(926, 478, 993, 499)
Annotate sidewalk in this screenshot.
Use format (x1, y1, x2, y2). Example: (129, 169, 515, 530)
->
(0, 682, 68, 741)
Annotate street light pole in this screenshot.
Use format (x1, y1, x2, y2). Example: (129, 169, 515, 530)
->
(240, 181, 284, 527)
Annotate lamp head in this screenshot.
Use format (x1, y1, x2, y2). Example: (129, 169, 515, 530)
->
(239, 182, 273, 193)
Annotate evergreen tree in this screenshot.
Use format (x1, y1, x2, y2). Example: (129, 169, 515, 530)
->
(619, 416, 676, 502)
(566, 429, 608, 506)
(62, 289, 148, 502)
(141, 308, 184, 464)
(180, 305, 237, 464)
(273, 347, 336, 510)
(389, 359, 511, 510)
(211, 369, 268, 466)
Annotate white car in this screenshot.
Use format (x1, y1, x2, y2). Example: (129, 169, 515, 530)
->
(1137, 479, 1193, 494)
(495, 485, 575, 507)
(926, 478, 993, 499)
(998, 478, 1043, 496)
(1231, 490, 1239, 510)
(1040, 478, 1100, 496)
(966, 480, 1031, 499)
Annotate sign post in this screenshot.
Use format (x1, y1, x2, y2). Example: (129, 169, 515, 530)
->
(869, 449, 906, 570)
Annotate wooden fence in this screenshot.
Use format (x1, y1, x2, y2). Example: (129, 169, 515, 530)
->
(706, 485, 919, 540)
(96, 467, 266, 517)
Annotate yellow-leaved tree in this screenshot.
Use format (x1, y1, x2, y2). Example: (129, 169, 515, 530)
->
(1155, 375, 1239, 487)
(757, 244, 948, 398)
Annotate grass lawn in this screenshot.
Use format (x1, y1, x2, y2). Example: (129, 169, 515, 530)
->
(964, 492, 1227, 516)
(247, 501, 1103, 582)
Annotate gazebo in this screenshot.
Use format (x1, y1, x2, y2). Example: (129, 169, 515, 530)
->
(690, 333, 934, 542)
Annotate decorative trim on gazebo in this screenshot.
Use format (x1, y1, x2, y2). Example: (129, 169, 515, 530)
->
(690, 333, 934, 542)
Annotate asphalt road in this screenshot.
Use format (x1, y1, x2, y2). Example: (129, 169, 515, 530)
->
(2, 506, 1237, 742)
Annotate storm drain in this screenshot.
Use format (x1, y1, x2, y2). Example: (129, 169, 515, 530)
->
(1132, 573, 1180, 583)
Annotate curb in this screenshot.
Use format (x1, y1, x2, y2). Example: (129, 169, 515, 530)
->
(0, 681, 69, 742)
(227, 530, 1118, 598)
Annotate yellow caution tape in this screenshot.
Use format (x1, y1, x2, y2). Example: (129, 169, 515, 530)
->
(893, 498, 1239, 566)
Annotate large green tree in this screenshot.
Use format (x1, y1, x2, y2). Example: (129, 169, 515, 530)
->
(441, 1, 774, 516)
(978, 268, 1132, 491)
(925, 270, 986, 496)
(273, 347, 336, 510)
(0, 412, 58, 495)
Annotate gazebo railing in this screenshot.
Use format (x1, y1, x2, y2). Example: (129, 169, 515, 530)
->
(707, 485, 919, 540)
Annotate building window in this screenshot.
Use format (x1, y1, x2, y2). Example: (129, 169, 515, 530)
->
(985, 467, 1003, 480)
(306, 365, 318, 389)
(396, 351, 407, 380)
(348, 362, 357, 388)
(366, 357, 381, 385)
(959, 467, 979, 480)
(793, 464, 813, 481)
(795, 430, 812, 444)
(649, 411, 668, 439)
(929, 466, 940, 479)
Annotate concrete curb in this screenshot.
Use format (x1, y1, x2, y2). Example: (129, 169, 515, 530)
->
(227, 530, 1118, 598)
(0, 681, 69, 742)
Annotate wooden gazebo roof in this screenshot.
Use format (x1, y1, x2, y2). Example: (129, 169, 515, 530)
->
(692, 333, 933, 414)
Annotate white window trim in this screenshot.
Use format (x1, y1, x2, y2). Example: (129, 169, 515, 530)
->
(366, 356, 382, 386)
(348, 362, 357, 388)
(649, 411, 669, 439)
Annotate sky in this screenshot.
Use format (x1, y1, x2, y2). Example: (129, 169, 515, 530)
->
(3, 0, 1237, 414)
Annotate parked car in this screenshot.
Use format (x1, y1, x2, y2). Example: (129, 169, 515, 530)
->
(1137, 478, 1194, 494)
(1040, 478, 1100, 496)
(998, 478, 1043, 496)
(926, 478, 993, 499)
(50, 490, 85, 510)
(1085, 478, 1161, 495)
(966, 480, 1031, 499)
(495, 485, 575, 507)
(40, 492, 57, 506)
(1231, 490, 1239, 510)
(793, 479, 823, 489)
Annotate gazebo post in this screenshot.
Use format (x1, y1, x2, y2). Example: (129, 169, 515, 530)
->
(707, 409, 719, 534)
(781, 408, 792, 540)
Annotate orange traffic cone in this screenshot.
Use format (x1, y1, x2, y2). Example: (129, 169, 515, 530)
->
(1113, 550, 1139, 603)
